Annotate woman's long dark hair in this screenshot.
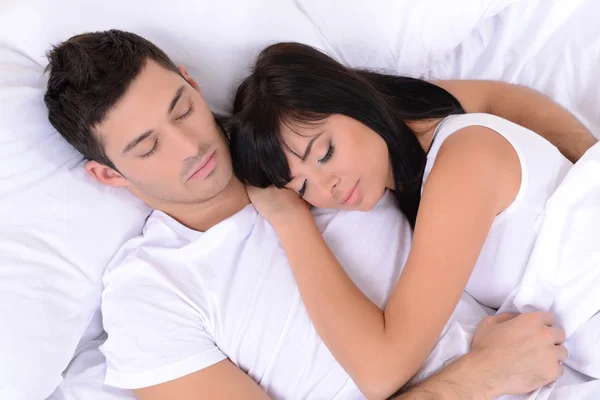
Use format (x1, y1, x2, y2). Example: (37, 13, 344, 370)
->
(227, 42, 464, 228)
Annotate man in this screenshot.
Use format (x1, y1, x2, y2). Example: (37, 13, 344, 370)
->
(44, 30, 595, 399)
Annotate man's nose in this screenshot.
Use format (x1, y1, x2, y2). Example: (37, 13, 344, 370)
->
(168, 126, 199, 158)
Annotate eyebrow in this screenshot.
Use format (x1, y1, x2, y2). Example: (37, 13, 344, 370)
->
(168, 85, 185, 114)
(299, 132, 323, 161)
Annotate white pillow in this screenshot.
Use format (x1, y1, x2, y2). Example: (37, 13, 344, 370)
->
(0, 46, 150, 400)
(0, 0, 520, 113)
(47, 310, 135, 400)
(0, 0, 327, 115)
(0, 1, 517, 398)
(298, 0, 523, 75)
(425, 0, 600, 137)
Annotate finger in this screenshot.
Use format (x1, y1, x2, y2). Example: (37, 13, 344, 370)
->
(536, 311, 556, 327)
(491, 312, 519, 324)
(555, 344, 569, 362)
(552, 327, 566, 344)
(553, 363, 565, 381)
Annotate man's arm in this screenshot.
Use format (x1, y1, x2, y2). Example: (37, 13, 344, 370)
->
(435, 80, 598, 162)
(132, 313, 566, 400)
(134, 359, 271, 400)
(393, 354, 494, 400)
(100, 252, 271, 400)
(395, 312, 568, 400)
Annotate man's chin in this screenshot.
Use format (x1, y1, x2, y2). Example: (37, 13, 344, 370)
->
(125, 170, 235, 208)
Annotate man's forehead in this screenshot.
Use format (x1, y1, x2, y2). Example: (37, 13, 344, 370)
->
(124, 60, 183, 101)
(96, 62, 184, 141)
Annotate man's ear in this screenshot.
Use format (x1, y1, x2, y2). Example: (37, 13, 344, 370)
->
(85, 160, 129, 187)
(178, 65, 200, 92)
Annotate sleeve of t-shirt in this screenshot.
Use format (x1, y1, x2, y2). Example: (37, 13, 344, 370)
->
(100, 250, 227, 389)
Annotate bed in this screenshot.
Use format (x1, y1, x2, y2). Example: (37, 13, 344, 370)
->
(0, 0, 598, 399)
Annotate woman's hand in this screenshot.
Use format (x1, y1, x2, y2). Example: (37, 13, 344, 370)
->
(246, 185, 311, 225)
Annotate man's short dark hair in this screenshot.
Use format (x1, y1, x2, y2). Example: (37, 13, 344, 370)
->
(44, 30, 180, 168)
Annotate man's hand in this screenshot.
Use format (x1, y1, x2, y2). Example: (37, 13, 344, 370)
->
(470, 311, 567, 397)
(395, 311, 567, 400)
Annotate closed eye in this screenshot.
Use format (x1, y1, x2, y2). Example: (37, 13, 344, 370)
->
(140, 140, 159, 158)
(176, 104, 194, 121)
(298, 180, 307, 198)
(318, 143, 335, 164)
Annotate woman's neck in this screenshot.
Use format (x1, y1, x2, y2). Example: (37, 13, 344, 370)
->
(386, 118, 443, 191)
(407, 118, 443, 151)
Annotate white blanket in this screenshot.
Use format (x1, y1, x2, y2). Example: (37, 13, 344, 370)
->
(420, 143, 600, 400)
(499, 142, 600, 399)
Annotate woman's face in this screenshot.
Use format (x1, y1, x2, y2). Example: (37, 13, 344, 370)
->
(282, 114, 392, 211)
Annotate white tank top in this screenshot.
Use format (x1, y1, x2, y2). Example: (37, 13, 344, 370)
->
(422, 113, 572, 309)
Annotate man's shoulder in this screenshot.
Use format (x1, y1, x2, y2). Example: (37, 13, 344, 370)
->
(103, 205, 264, 284)
(104, 210, 189, 275)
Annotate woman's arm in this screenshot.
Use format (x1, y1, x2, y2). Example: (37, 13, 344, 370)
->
(250, 126, 521, 399)
(434, 80, 597, 162)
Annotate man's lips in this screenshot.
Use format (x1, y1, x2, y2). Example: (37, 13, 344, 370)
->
(186, 150, 216, 181)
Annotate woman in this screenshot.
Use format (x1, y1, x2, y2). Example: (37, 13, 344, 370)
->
(227, 42, 571, 399)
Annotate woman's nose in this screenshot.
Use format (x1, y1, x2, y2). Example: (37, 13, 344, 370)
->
(316, 173, 340, 197)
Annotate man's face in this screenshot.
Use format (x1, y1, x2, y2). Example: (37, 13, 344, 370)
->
(89, 60, 233, 207)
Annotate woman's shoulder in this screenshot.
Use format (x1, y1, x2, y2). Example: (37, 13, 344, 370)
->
(434, 112, 516, 135)
(424, 121, 522, 214)
(429, 113, 521, 167)
(435, 122, 520, 171)
(429, 112, 558, 181)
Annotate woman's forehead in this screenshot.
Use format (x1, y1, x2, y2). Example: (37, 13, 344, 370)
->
(280, 118, 326, 154)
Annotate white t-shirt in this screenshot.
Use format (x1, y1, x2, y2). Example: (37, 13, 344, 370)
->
(423, 113, 572, 309)
(101, 193, 414, 399)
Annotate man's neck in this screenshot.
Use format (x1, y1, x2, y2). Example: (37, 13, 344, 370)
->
(161, 178, 250, 232)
